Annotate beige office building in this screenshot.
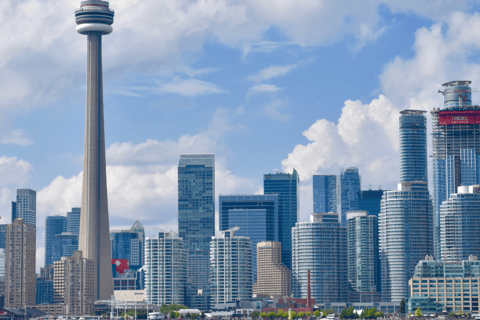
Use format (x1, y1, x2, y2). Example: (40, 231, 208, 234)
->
(5, 218, 36, 308)
(253, 241, 291, 298)
(54, 251, 95, 315)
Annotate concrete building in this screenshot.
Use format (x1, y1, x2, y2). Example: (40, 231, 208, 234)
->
(45, 215, 67, 266)
(11, 189, 36, 227)
(5, 218, 36, 308)
(408, 255, 480, 313)
(347, 211, 380, 294)
(75, 0, 115, 300)
(432, 81, 480, 258)
(54, 251, 95, 315)
(253, 241, 291, 298)
(210, 227, 253, 305)
(264, 170, 299, 271)
(440, 185, 480, 262)
(292, 213, 348, 303)
(178, 154, 215, 310)
(340, 168, 361, 226)
(313, 175, 337, 214)
(145, 231, 186, 305)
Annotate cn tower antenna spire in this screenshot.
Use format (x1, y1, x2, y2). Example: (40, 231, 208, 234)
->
(75, 0, 114, 300)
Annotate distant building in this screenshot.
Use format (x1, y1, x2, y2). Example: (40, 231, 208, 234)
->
(313, 175, 337, 214)
(5, 218, 36, 308)
(219, 194, 278, 282)
(347, 211, 380, 293)
(145, 231, 185, 305)
(45, 215, 67, 266)
(55, 232, 79, 258)
(264, 170, 299, 271)
(210, 227, 252, 305)
(53, 251, 94, 315)
(358, 190, 384, 217)
(66, 207, 81, 235)
(110, 230, 141, 267)
(11, 189, 36, 227)
(292, 213, 348, 303)
(130, 220, 145, 265)
(113, 268, 145, 291)
(36, 279, 54, 305)
(0, 225, 6, 249)
(340, 168, 361, 226)
(253, 241, 291, 298)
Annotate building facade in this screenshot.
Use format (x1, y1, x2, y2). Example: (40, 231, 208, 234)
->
(45, 215, 67, 267)
(440, 185, 480, 262)
(347, 211, 380, 293)
(379, 182, 433, 302)
(210, 227, 253, 305)
(110, 230, 141, 267)
(145, 231, 186, 306)
(253, 241, 291, 298)
(55, 232, 79, 258)
(5, 218, 36, 308)
(264, 170, 299, 271)
(313, 175, 337, 214)
(36, 279, 54, 305)
(340, 168, 361, 226)
(358, 190, 384, 217)
(292, 213, 348, 303)
(399, 110, 428, 183)
(432, 80, 480, 258)
(67, 207, 81, 235)
(11, 189, 36, 227)
(178, 154, 215, 310)
(53, 251, 94, 315)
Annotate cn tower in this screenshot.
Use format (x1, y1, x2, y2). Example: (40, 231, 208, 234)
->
(75, 0, 114, 300)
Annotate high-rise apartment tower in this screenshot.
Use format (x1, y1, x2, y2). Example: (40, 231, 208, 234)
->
(340, 168, 361, 226)
(11, 189, 36, 227)
(313, 175, 337, 214)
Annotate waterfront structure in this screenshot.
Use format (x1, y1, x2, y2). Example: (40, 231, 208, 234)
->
(11, 189, 36, 227)
(432, 81, 480, 258)
(399, 110, 428, 183)
(408, 255, 480, 313)
(45, 215, 67, 266)
(313, 175, 337, 214)
(253, 241, 291, 298)
(145, 231, 185, 305)
(210, 227, 253, 305)
(219, 194, 278, 281)
(358, 190, 384, 216)
(5, 218, 36, 308)
(53, 251, 94, 315)
(379, 182, 433, 302)
(67, 207, 81, 235)
(264, 170, 299, 271)
(110, 230, 141, 267)
(340, 168, 361, 226)
(75, 0, 115, 300)
(178, 154, 215, 310)
(347, 211, 380, 293)
(440, 185, 480, 261)
(292, 213, 348, 303)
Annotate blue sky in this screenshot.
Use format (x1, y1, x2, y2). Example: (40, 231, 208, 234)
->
(2, 0, 480, 270)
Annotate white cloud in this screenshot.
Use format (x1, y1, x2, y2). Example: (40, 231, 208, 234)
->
(248, 64, 299, 82)
(126, 78, 225, 97)
(248, 84, 281, 96)
(0, 129, 34, 146)
(0, 156, 32, 186)
(265, 99, 289, 121)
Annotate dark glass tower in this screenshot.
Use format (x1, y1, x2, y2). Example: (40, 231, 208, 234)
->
(264, 170, 299, 271)
(45, 215, 67, 266)
(358, 190, 384, 217)
(178, 154, 215, 310)
(66, 207, 81, 235)
(313, 175, 337, 213)
(340, 168, 361, 226)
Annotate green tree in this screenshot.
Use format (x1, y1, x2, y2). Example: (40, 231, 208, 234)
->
(399, 299, 406, 315)
(260, 312, 268, 318)
(323, 310, 335, 317)
(175, 312, 180, 318)
(305, 312, 311, 317)
(268, 311, 276, 319)
(251, 312, 261, 319)
(290, 311, 297, 319)
(313, 311, 321, 318)
(170, 311, 176, 319)
(374, 312, 384, 319)
(415, 308, 421, 318)
(341, 306, 358, 319)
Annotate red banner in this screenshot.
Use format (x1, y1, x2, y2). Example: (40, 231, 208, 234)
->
(439, 111, 480, 125)
(112, 259, 130, 273)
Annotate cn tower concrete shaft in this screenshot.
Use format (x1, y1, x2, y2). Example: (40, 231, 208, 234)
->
(76, 0, 114, 300)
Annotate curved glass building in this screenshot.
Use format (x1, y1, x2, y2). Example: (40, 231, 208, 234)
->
(399, 110, 427, 183)
(440, 185, 480, 262)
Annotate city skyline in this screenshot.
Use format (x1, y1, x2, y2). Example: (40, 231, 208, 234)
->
(2, 1, 480, 272)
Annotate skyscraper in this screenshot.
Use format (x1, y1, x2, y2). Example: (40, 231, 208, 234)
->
(75, 0, 114, 300)
(347, 211, 380, 293)
(145, 231, 186, 306)
(178, 154, 215, 310)
(399, 110, 428, 183)
(130, 220, 145, 265)
(55, 232, 79, 258)
(11, 189, 36, 227)
(292, 213, 348, 302)
(110, 230, 141, 267)
(219, 194, 278, 281)
(45, 215, 67, 267)
(440, 185, 480, 262)
(210, 227, 252, 305)
(358, 190, 384, 217)
(313, 175, 337, 214)
(67, 207, 81, 235)
(340, 168, 361, 226)
(432, 81, 480, 258)
(264, 170, 299, 271)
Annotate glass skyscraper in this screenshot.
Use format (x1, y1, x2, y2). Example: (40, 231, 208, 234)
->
(340, 168, 361, 226)
(264, 170, 299, 271)
(313, 175, 337, 214)
(11, 189, 36, 227)
(45, 215, 67, 266)
(66, 207, 81, 235)
(358, 190, 384, 217)
(178, 154, 215, 310)
(55, 232, 79, 258)
(399, 110, 428, 183)
(432, 80, 480, 259)
(110, 230, 141, 267)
